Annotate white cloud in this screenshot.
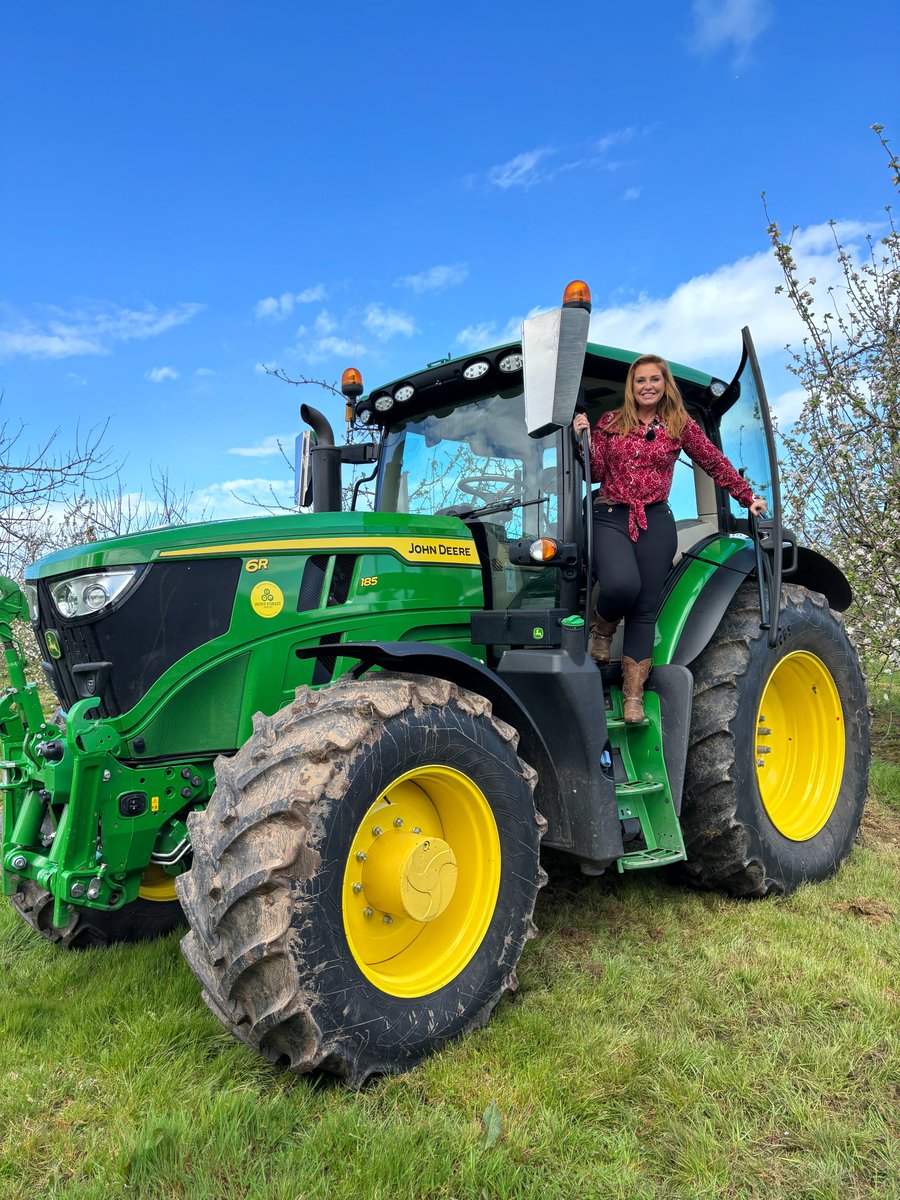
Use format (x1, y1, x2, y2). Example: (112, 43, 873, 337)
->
(485, 129, 652, 192)
(254, 285, 326, 321)
(314, 310, 338, 336)
(191, 477, 296, 520)
(0, 300, 203, 361)
(397, 263, 469, 294)
(769, 387, 808, 426)
(146, 366, 180, 383)
(623, 186, 642, 201)
(455, 315, 527, 352)
(488, 149, 553, 190)
(228, 435, 292, 459)
(194, 367, 215, 377)
(363, 304, 416, 341)
(66, 371, 87, 386)
(586, 220, 870, 366)
(689, 0, 771, 58)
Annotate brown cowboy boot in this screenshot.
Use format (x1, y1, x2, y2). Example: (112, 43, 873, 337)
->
(622, 656, 652, 723)
(588, 612, 620, 664)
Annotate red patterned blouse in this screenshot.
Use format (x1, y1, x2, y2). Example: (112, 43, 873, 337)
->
(582, 412, 755, 541)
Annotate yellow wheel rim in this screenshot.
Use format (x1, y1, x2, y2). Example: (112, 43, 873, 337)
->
(755, 651, 845, 841)
(138, 864, 179, 902)
(343, 765, 501, 998)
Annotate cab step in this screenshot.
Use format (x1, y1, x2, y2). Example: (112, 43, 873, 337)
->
(618, 846, 686, 871)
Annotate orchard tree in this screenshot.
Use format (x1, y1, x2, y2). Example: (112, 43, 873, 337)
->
(767, 125, 899, 677)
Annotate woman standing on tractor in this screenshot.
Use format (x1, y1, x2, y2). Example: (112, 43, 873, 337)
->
(573, 354, 768, 723)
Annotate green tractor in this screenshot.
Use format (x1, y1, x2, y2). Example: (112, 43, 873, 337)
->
(0, 283, 869, 1086)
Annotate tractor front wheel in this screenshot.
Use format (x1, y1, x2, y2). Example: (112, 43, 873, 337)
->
(177, 673, 544, 1086)
(10, 871, 184, 949)
(681, 581, 870, 896)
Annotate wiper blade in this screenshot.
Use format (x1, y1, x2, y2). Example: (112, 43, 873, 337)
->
(444, 494, 549, 521)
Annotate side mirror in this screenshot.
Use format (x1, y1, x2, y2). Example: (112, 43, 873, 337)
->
(294, 430, 313, 509)
(522, 285, 591, 438)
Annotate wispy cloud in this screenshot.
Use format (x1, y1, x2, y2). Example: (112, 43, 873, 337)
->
(254, 286, 327, 321)
(485, 128, 651, 192)
(689, 0, 772, 59)
(363, 304, 416, 341)
(623, 187, 642, 201)
(488, 149, 554, 190)
(0, 300, 203, 361)
(397, 263, 469, 294)
(228, 434, 292, 459)
(146, 366, 180, 383)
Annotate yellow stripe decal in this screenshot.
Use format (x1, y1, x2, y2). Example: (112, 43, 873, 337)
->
(159, 535, 481, 567)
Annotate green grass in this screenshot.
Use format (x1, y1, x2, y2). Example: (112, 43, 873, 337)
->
(2, 684, 897, 1199)
(2, 797, 898, 1200)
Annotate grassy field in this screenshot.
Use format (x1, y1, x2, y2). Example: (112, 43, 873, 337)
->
(1, 705, 898, 1199)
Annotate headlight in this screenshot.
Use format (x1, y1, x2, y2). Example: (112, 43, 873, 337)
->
(24, 583, 40, 623)
(49, 568, 139, 619)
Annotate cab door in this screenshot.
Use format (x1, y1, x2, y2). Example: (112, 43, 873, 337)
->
(713, 327, 784, 646)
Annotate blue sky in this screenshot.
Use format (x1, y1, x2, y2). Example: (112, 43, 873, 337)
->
(1, 1, 897, 519)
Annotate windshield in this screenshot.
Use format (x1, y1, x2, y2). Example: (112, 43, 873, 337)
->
(377, 389, 558, 538)
(376, 389, 561, 612)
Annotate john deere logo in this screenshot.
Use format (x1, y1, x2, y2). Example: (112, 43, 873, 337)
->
(250, 581, 284, 618)
(532, 627, 545, 640)
(44, 630, 62, 659)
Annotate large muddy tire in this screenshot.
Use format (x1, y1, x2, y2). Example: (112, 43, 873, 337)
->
(177, 674, 545, 1087)
(681, 581, 869, 896)
(10, 873, 184, 949)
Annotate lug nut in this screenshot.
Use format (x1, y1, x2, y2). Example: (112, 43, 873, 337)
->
(181, 786, 193, 799)
(352, 882, 363, 894)
(10, 854, 27, 871)
(393, 817, 403, 828)
(181, 767, 193, 779)
(371, 826, 382, 837)
(383, 914, 393, 925)
(757, 759, 765, 768)
(356, 851, 366, 862)
(362, 907, 374, 919)
(191, 775, 202, 788)
(412, 826, 422, 835)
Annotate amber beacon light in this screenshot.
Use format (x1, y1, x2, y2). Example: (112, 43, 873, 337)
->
(341, 367, 364, 422)
(562, 280, 592, 311)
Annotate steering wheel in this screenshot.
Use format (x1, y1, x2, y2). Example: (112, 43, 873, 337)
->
(457, 475, 520, 505)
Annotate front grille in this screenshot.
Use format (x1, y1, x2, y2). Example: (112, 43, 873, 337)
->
(36, 559, 242, 717)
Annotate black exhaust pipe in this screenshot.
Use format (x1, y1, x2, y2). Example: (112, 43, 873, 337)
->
(300, 404, 341, 513)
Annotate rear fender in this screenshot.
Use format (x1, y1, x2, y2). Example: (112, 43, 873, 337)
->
(665, 544, 852, 669)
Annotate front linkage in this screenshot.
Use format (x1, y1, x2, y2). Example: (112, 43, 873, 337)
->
(0, 576, 208, 932)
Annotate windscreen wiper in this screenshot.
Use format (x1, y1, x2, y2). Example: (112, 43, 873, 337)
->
(437, 494, 549, 521)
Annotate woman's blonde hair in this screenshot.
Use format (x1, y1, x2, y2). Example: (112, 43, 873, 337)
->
(609, 354, 689, 440)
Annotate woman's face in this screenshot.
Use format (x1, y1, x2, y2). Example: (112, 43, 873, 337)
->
(632, 363, 666, 409)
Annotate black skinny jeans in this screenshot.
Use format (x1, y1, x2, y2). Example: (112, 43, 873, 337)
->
(591, 501, 677, 662)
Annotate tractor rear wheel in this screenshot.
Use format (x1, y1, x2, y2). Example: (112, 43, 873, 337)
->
(11, 871, 184, 949)
(681, 581, 869, 896)
(177, 673, 544, 1087)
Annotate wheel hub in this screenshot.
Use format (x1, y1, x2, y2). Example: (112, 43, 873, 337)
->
(362, 832, 458, 921)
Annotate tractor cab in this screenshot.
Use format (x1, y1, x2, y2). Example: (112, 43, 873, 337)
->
(358, 321, 783, 652)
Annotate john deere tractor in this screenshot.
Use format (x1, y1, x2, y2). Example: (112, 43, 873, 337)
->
(0, 282, 869, 1085)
